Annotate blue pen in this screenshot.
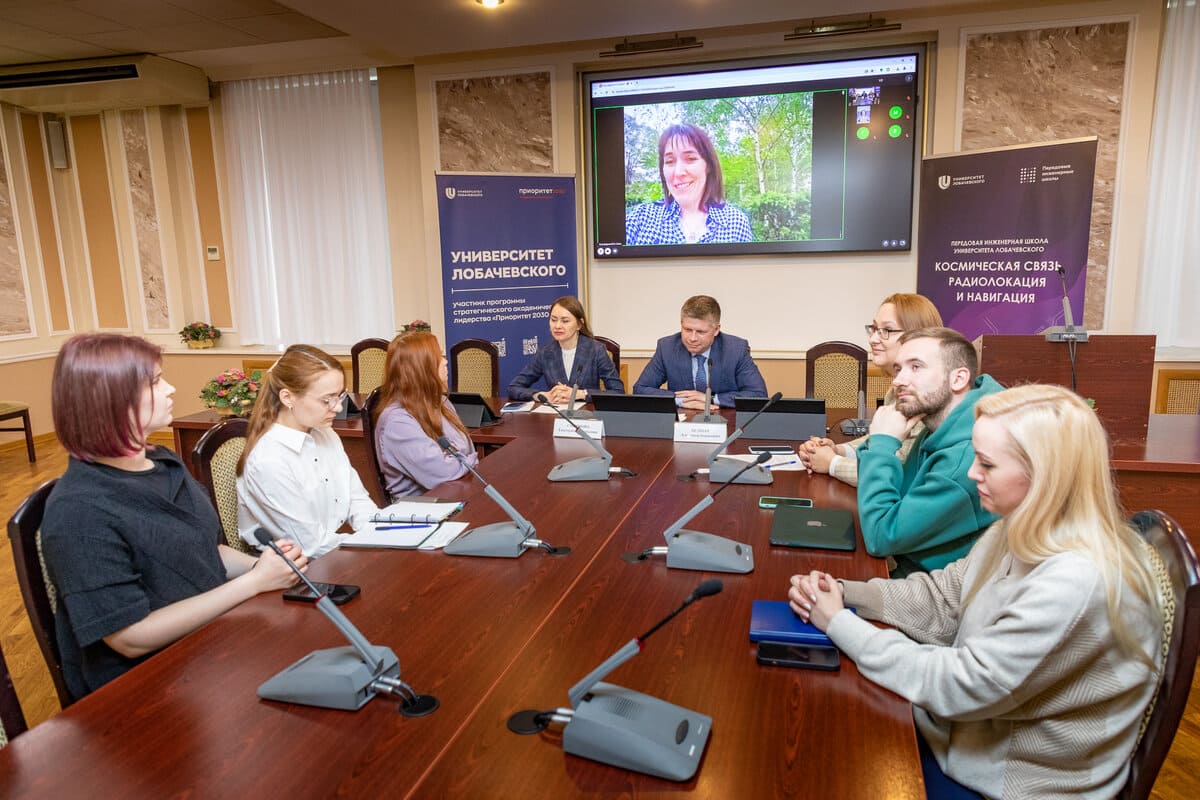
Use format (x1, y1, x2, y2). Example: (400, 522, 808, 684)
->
(374, 524, 431, 531)
(764, 459, 799, 470)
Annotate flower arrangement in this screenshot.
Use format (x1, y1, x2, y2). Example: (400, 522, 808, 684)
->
(200, 368, 261, 416)
(402, 319, 432, 334)
(180, 321, 221, 348)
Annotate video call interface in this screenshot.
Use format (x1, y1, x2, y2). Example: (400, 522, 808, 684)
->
(589, 51, 921, 258)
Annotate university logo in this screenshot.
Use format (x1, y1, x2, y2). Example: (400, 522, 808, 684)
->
(937, 175, 951, 190)
(444, 187, 456, 199)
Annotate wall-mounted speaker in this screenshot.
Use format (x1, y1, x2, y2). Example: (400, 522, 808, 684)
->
(43, 115, 70, 170)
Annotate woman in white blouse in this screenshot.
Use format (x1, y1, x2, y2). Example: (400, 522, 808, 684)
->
(237, 344, 378, 557)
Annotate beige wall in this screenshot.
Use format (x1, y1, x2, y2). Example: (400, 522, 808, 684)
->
(1, 0, 1194, 446)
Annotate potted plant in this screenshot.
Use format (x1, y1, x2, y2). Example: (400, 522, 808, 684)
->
(401, 319, 432, 334)
(200, 368, 261, 417)
(180, 321, 221, 349)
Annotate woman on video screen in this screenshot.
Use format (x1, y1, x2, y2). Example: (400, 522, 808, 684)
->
(625, 123, 753, 246)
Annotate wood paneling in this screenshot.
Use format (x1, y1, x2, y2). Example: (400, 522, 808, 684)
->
(18, 114, 69, 333)
(69, 114, 127, 330)
(184, 107, 232, 329)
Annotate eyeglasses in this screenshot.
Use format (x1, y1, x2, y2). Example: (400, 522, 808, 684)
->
(865, 324, 904, 341)
(315, 390, 349, 410)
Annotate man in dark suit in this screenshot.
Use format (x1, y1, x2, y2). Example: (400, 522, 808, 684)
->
(633, 295, 767, 409)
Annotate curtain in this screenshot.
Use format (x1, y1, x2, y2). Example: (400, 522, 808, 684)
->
(221, 70, 394, 347)
(1135, 0, 1199, 349)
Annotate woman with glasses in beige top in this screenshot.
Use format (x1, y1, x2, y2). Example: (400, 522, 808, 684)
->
(799, 293, 943, 485)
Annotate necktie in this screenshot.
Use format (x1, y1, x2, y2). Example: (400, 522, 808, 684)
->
(694, 354, 708, 393)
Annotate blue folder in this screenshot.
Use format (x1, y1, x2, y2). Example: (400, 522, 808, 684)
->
(749, 600, 854, 647)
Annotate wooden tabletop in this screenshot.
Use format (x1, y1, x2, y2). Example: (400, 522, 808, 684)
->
(0, 408, 920, 798)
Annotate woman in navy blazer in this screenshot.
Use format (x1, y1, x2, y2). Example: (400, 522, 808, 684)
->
(507, 296, 624, 402)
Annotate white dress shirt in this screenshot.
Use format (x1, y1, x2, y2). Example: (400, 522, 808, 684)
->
(237, 423, 378, 557)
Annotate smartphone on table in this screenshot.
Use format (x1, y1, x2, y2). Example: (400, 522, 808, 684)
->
(283, 582, 361, 606)
(756, 641, 841, 670)
(758, 496, 814, 509)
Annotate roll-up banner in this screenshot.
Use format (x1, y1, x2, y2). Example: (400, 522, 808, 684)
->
(916, 137, 1097, 339)
(436, 174, 578, 394)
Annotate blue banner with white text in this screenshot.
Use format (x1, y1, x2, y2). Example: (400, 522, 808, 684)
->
(436, 174, 577, 395)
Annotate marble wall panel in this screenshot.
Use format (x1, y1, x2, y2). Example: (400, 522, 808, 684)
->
(0, 146, 32, 336)
(963, 23, 1129, 330)
(121, 109, 169, 329)
(436, 71, 552, 173)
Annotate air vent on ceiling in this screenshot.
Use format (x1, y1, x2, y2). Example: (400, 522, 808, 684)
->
(0, 55, 208, 113)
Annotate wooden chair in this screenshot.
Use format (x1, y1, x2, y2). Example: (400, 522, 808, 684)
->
(1154, 369, 1200, 415)
(1119, 509, 1200, 799)
(192, 417, 253, 554)
(0, 644, 28, 747)
(594, 335, 621, 392)
(0, 401, 35, 462)
(449, 338, 500, 397)
(358, 388, 390, 503)
(866, 367, 893, 408)
(352, 337, 391, 395)
(6, 478, 73, 708)
(805, 341, 868, 410)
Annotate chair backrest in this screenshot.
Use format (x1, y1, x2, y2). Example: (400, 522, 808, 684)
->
(594, 336, 621, 392)
(0, 643, 28, 747)
(449, 338, 500, 397)
(1153, 369, 1200, 415)
(6, 478, 73, 708)
(1119, 509, 1200, 800)
(192, 417, 253, 554)
(358, 387, 390, 503)
(866, 368, 893, 409)
(805, 341, 868, 409)
(351, 337, 391, 395)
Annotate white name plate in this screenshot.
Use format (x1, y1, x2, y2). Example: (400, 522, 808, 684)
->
(553, 417, 605, 439)
(673, 421, 727, 443)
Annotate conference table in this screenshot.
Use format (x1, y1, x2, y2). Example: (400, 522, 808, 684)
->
(0, 406, 923, 797)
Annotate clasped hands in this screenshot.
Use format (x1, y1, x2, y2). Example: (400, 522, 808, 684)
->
(544, 382, 585, 405)
(675, 389, 718, 411)
(797, 436, 840, 475)
(788, 570, 845, 631)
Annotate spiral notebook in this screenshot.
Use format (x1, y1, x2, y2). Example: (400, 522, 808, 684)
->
(368, 500, 464, 525)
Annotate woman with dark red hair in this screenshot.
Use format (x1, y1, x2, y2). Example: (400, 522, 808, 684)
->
(40, 333, 307, 699)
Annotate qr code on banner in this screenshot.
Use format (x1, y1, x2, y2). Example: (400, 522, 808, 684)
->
(522, 337, 539, 356)
(493, 339, 506, 357)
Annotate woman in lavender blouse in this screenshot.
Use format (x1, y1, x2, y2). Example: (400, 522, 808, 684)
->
(373, 331, 478, 500)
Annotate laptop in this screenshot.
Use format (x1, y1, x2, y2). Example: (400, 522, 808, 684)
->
(448, 392, 502, 427)
(768, 505, 856, 551)
(591, 393, 678, 439)
(734, 397, 826, 441)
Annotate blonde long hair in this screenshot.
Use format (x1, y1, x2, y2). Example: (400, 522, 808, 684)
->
(966, 384, 1160, 663)
(237, 344, 344, 475)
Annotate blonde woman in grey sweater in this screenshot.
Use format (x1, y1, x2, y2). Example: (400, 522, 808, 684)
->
(789, 384, 1163, 799)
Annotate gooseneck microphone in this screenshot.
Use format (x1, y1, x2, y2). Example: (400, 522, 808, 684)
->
(699, 391, 782, 485)
(437, 436, 569, 557)
(626, 452, 768, 573)
(534, 392, 632, 481)
(1042, 264, 1087, 391)
(253, 529, 437, 716)
(693, 358, 719, 424)
(507, 580, 723, 781)
(563, 360, 592, 419)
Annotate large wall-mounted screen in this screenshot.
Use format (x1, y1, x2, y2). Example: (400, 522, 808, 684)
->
(586, 47, 923, 259)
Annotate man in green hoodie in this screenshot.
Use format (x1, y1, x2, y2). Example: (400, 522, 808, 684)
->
(856, 327, 1003, 575)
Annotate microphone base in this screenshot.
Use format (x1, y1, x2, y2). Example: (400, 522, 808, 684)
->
(563, 408, 595, 420)
(257, 645, 399, 711)
(666, 530, 754, 573)
(708, 457, 773, 485)
(691, 410, 722, 424)
(839, 419, 869, 437)
(548, 456, 613, 482)
(564, 681, 711, 782)
(1043, 326, 1089, 343)
(444, 522, 530, 558)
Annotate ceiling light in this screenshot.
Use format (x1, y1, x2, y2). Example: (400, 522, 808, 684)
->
(784, 15, 901, 40)
(476, 0, 504, 7)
